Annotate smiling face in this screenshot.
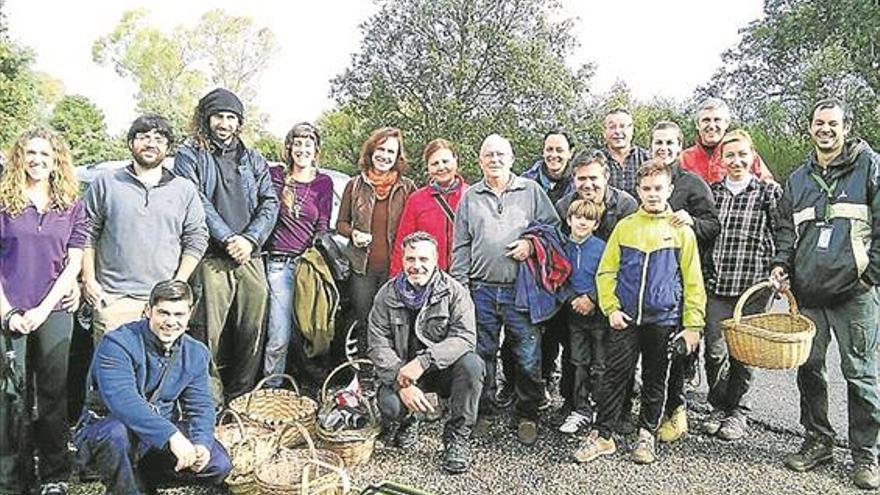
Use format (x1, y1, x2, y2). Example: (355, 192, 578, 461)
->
(696, 107, 731, 147)
(209, 111, 240, 144)
(426, 147, 458, 186)
(810, 105, 850, 155)
(542, 134, 572, 177)
(479, 135, 514, 183)
(290, 135, 317, 169)
(23, 137, 56, 185)
(603, 112, 634, 152)
(569, 214, 598, 239)
(146, 299, 192, 348)
(129, 130, 169, 169)
(721, 139, 754, 182)
(371, 137, 400, 173)
(637, 173, 674, 214)
(572, 162, 608, 204)
(402, 240, 438, 287)
(651, 128, 683, 166)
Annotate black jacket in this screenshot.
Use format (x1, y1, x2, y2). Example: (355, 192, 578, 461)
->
(555, 186, 638, 241)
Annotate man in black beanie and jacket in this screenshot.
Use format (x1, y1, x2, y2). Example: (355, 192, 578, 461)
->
(173, 87, 279, 405)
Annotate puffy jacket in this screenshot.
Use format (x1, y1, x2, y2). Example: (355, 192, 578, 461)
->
(556, 186, 638, 240)
(597, 207, 706, 329)
(173, 141, 279, 253)
(294, 247, 339, 358)
(773, 139, 880, 307)
(389, 178, 467, 276)
(680, 136, 774, 184)
(367, 271, 476, 388)
(522, 159, 575, 205)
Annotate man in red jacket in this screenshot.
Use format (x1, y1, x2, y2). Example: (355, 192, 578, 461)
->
(680, 98, 774, 184)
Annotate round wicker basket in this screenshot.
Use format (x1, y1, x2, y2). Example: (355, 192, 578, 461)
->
(254, 422, 350, 495)
(228, 374, 318, 448)
(316, 359, 381, 467)
(722, 281, 816, 369)
(216, 409, 278, 495)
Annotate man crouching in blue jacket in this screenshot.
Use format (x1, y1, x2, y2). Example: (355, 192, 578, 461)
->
(74, 280, 231, 494)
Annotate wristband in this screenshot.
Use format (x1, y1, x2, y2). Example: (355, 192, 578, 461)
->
(2, 308, 24, 334)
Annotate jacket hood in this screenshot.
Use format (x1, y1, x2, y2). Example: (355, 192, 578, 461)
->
(808, 138, 870, 174)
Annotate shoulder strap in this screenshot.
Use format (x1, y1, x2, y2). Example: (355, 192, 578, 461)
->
(433, 193, 456, 222)
(148, 341, 183, 405)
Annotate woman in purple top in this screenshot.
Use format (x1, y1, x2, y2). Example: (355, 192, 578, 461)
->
(0, 128, 86, 495)
(263, 122, 334, 388)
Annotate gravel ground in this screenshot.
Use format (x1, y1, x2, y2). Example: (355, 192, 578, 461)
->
(69, 404, 872, 495)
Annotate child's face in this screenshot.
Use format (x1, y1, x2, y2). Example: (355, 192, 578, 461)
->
(637, 174, 673, 213)
(569, 214, 599, 238)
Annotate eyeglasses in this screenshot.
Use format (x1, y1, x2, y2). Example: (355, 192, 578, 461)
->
(134, 133, 169, 145)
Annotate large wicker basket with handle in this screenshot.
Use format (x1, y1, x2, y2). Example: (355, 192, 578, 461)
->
(316, 359, 381, 467)
(216, 409, 278, 495)
(228, 374, 318, 448)
(722, 281, 816, 369)
(254, 422, 350, 495)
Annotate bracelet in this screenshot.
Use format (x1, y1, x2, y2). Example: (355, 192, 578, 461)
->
(2, 308, 24, 334)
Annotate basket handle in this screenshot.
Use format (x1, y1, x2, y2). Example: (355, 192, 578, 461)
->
(245, 373, 301, 412)
(321, 358, 374, 403)
(300, 458, 351, 495)
(276, 420, 318, 459)
(216, 408, 248, 440)
(733, 281, 800, 324)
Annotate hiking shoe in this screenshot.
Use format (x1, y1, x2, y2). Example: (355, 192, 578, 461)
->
(573, 430, 616, 463)
(40, 482, 69, 495)
(496, 382, 516, 409)
(657, 405, 688, 443)
(717, 413, 747, 441)
(852, 462, 880, 490)
(559, 411, 591, 434)
(516, 419, 538, 445)
(783, 436, 833, 472)
(701, 410, 726, 436)
(393, 417, 421, 449)
(442, 438, 470, 474)
(631, 428, 656, 464)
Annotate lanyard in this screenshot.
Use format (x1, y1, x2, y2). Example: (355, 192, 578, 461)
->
(809, 172, 838, 221)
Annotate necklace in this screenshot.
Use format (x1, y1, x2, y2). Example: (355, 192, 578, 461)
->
(284, 175, 314, 219)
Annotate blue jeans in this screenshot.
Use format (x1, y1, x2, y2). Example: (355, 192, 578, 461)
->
(264, 257, 299, 387)
(472, 283, 543, 419)
(74, 417, 231, 495)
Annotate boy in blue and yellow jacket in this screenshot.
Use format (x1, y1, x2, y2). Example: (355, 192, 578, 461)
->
(573, 158, 705, 465)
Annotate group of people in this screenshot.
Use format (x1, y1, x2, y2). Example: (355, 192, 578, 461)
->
(0, 86, 877, 495)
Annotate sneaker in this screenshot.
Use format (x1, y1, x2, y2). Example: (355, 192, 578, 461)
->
(393, 416, 421, 449)
(783, 436, 833, 472)
(550, 404, 573, 427)
(559, 411, 591, 434)
(516, 419, 538, 445)
(40, 482, 69, 495)
(852, 462, 880, 490)
(573, 430, 616, 463)
(442, 437, 470, 474)
(495, 382, 516, 409)
(631, 428, 656, 464)
(717, 413, 747, 441)
(657, 405, 688, 443)
(701, 410, 726, 436)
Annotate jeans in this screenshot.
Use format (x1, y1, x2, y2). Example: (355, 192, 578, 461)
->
(263, 257, 299, 387)
(75, 417, 231, 495)
(568, 310, 608, 416)
(472, 283, 543, 420)
(798, 289, 880, 464)
(377, 352, 484, 441)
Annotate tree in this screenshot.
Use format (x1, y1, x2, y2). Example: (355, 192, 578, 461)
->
(699, 0, 880, 155)
(50, 95, 124, 165)
(0, 7, 40, 149)
(329, 0, 594, 182)
(316, 104, 370, 175)
(92, 8, 278, 140)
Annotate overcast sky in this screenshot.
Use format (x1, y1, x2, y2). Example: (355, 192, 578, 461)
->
(5, 0, 764, 136)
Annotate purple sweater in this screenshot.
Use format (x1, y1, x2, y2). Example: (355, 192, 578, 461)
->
(265, 166, 333, 255)
(0, 200, 88, 309)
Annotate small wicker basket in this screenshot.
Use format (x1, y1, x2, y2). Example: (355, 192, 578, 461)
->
(722, 281, 816, 369)
(316, 359, 381, 467)
(216, 409, 278, 495)
(229, 374, 319, 448)
(255, 422, 350, 495)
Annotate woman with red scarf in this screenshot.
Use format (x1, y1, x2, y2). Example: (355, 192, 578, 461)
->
(337, 127, 416, 354)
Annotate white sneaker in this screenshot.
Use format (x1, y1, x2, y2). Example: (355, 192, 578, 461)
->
(559, 411, 591, 434)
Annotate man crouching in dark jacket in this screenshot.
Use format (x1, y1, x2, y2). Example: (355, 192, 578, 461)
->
(368, 231, 484, 474)
(74, 280, 231, 494)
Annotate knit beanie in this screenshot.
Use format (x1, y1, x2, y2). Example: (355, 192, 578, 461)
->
(199, 88, 244, 121)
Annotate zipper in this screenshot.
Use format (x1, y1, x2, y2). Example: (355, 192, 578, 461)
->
(636, 251, 650, 326)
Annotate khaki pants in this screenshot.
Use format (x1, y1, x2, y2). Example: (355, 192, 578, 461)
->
(91, 296, 148, 342)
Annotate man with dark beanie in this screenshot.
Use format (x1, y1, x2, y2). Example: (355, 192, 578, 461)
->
(173, 87, 279, 405)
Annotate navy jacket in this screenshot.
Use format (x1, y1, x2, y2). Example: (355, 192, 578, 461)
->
(515, 222, 572, 323)
(173, 141, 279, 254)
(81, 320, 215, 449)
(564, 234, 606, 301)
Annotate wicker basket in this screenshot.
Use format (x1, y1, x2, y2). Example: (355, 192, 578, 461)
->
(229, 374, 319, 448)
(722, 281, 816, 369)
(216, 409, 278, 495)
(255, 422, 350, 495)
(316, 360, 381, 467)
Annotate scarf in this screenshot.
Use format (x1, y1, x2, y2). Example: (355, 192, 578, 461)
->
(430, 177, 461, 195)
(393, 271, 435, 311)
(365, 169, 399, 200)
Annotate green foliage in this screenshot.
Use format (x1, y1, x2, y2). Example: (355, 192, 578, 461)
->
(316, 104, 369, 176)
(0, 31, 39, 149)
(252, 133, 283, 163)
(93, 8, 278, 140)
(746, 126, 811, 180)
(50, 95, 125, 165)
(329, 0, 594, 184)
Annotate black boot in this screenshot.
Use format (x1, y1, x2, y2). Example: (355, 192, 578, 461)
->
(394, 415, 421, 450)
(442, 435, 470, 474)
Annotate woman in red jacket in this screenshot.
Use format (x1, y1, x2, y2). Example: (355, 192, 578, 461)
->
(390, 139, 467, 276)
